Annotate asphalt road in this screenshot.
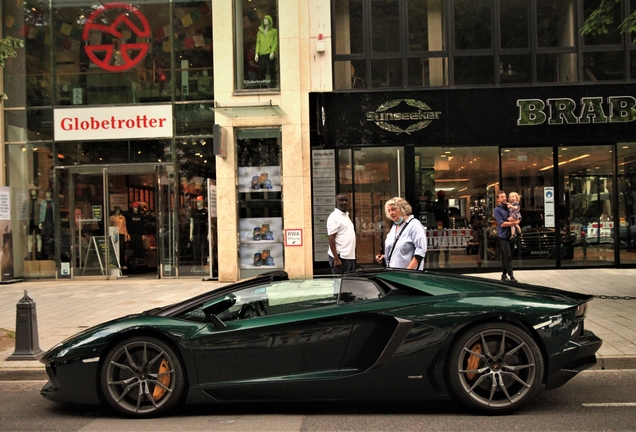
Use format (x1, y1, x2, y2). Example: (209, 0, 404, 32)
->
(1, 370, 635, 431)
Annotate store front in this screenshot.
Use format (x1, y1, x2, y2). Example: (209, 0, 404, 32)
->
(3, 0, 218, 280)
(310, 84, 636, 272)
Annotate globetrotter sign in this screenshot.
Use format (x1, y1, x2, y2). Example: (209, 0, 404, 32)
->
(517, 96, 636, 126)
(366, 99, 442, 135)
(54, 105, 173, 141)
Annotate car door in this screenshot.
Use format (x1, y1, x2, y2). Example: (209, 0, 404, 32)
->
(190, 278, 360, 387)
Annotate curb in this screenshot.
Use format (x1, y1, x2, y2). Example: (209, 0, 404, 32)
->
(593, 355, 636, 370)
(0, 368, 46, 381)
(1, 356, 635, 382)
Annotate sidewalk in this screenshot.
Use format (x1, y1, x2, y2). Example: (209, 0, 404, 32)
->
(1, 269, 635, 380)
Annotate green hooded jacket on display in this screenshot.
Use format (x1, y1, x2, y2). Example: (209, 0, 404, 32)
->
(256, 15, 278, 56)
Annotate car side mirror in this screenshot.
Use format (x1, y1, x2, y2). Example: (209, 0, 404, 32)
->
(202, 294, 237, 328)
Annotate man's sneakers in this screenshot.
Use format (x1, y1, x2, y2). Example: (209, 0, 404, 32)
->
(502, 274, 518, 283)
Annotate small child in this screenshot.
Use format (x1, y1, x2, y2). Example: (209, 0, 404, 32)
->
(507, 192, 522, 238)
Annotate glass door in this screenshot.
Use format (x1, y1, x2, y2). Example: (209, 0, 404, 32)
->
(559, 145, 615, 267)
(339, 147, 405, 267)
(500, 147, 557, 269)
(60, 164, 175, 279)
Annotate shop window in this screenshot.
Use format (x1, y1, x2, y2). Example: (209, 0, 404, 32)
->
(173, 0, 214, 101)
(499, 55, 531, 84)
(236, 129, 283, 278)
(500, 0, 529, 49)
(371, 59, 403, 88)
(371, 0, 400, 53)
(408, 0, 446, 52)
(583, 0, 623, 46)
(334, 0, 364, 55)
(234, 0, 280, 91)
(454, 0, 492, 50)
(51, 1, 172, 106)
(2, 0, 52, 108)
(6, 143, 57, 278)
(454, 56, 494, 85)
(175, 102, 215, 136)
(583, 51, 625, 81)
(536, 0, 576, 48)
(4, 109, 53, 142)
(618, 142, 636, 263)
(177, 138, 216, 273)
(537, 53, 578, 83)
(407, 57, 447, 87)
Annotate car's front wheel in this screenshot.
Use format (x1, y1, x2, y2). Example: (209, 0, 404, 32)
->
(100, 336, 185, 417)
(448, 322, 544, 414)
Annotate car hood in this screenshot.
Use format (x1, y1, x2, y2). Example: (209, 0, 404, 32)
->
(40, 313, 205, 364)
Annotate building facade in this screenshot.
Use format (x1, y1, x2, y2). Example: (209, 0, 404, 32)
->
(308, 0, 636, 274)
(2, 0, 636, 283)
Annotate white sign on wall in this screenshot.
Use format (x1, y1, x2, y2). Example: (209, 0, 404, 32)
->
(544, 187, 555, 228)
(54, 104, 173, 141)
(285, 229, 303, 246)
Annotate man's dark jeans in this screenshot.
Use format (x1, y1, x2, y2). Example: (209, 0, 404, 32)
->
(329, 255, 356, 274)
(500, 237, 513, 276)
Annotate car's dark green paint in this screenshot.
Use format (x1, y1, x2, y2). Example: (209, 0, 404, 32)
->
(40, 269, 601, 416)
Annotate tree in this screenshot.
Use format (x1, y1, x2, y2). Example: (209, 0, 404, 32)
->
(581, 0, 636, 41)
(0, 36, 25, 101)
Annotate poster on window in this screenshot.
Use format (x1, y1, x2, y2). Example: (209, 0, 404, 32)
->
(0, 186, 15, 281)
(238, 217, 283, 243)
(237, 166, 281, 193)
(239, 242, 283, 270)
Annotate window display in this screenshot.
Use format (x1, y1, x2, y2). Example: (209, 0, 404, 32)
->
(234, 0, 280, 91)
(237, 129, 283, 278)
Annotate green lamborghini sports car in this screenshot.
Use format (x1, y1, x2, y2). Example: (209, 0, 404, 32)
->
(40, 269, 601, 417)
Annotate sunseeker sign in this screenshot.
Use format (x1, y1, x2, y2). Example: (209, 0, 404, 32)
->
(366, 99, 442, 135)
(517, 96, 636, 125)
(54, 105, 173, 141)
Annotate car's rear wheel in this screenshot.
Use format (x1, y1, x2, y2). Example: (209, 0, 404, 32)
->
(448, 322, 544, 414)
(100, 336, 185, 417)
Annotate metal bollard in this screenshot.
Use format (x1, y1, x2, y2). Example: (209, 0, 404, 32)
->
(7, 290, 43, 361)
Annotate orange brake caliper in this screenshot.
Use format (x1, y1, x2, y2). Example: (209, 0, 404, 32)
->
(466, 343, 482, 380)
(152, 358, 171, 401)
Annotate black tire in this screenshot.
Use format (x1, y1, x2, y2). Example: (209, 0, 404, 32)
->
(100, 336, 186, 417)
(448, 322, 544, 414)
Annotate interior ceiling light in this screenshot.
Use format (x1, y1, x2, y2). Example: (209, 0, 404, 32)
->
(540, 154, 590, 171)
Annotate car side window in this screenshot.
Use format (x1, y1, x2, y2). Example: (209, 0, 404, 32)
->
(339, 278, 384, 303)
(219, 278, 341, 322)
(178, 279, 342, 323)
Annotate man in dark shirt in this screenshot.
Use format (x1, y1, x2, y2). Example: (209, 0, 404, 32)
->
(494, 190, 520, 282)
(126, 202, 145, 258)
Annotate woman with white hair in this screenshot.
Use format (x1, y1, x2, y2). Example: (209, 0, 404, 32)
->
(375, 197, 427, 270)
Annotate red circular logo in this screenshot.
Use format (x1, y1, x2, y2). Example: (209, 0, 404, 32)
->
(82, 3, 151, 72)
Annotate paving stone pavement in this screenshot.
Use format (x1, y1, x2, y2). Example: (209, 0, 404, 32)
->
(1, 269, 635, 380)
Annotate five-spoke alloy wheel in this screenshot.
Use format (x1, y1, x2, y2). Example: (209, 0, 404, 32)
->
(100, 336, 185, 417)
(448, 322, 544, 414)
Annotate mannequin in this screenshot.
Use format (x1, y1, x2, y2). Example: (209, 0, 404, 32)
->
(109, 206, 129, 268)
(255, 15, 278, 88)
(38, 189, 55, 259)
(190, 196, 209, 267)
(27, 189, 42, 259)
(126, 202, 145, 261)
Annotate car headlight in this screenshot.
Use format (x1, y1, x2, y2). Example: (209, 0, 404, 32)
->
(575, 302, 589, 319)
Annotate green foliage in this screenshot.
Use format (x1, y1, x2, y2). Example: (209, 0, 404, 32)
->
(1, 36, 25, 101)
(581, 0, 636, 42)
(0, 36, 24, 68)
(580, 0, 620, 36)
